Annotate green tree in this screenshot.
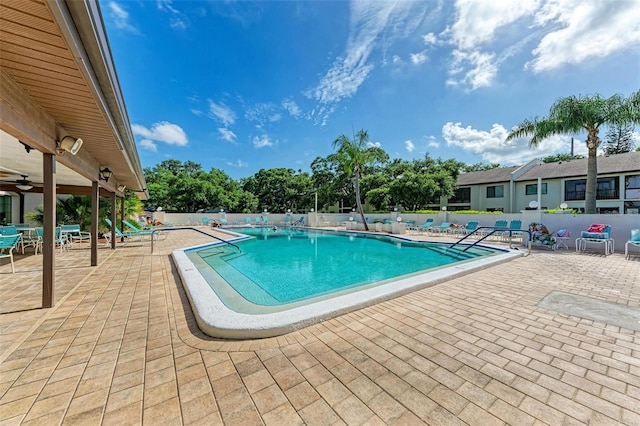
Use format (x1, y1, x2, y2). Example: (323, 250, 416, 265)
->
(332, 130, 387, 230)
(541, 153, 585, 163)
(463, 162, 500, 172)
(506, 91, 640, 213)
(603, 123, 635, 155)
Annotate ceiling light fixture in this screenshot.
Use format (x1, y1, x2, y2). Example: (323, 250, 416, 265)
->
(99, 167, 113, 182)
(15, 183, 33, 191)
(56, 136, 83, 156)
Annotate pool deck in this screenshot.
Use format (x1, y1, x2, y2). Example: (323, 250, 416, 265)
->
(0, 227, 639, 425)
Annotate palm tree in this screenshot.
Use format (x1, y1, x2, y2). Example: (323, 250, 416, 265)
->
(506, 91, 640, 213)
(333, 129, 387, 230)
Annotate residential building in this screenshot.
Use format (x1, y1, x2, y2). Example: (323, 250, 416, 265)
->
(446, 151, 640, 214)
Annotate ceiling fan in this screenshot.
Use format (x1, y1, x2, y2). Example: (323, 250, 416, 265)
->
(0, 174, 41, 191)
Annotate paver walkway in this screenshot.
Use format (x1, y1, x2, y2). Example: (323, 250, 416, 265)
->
(0, 228, 639, 425)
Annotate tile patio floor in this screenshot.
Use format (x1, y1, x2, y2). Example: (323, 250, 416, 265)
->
(0, 227, 639, 425)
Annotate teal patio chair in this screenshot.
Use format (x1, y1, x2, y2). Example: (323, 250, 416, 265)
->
(60, 224, 91, 247)
(0, 226, 23, 254)
(202, 217, 210, 226)
(625, 229, 640, 260)
(0, 234, 21, 273)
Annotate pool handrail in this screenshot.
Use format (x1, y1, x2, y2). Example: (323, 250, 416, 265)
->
(449, 226, 531, 254)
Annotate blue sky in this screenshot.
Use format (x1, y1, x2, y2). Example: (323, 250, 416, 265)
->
(102, 0, 640, 180)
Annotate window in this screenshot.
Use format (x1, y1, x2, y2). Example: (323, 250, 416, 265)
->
(486, 185, 504, 198)
(0, 195, 11, 225)
(565, 178, 620, 200)
(525, 183, 547, 195)
(626, 174, 640, 199)
(449, 187, 470, 204)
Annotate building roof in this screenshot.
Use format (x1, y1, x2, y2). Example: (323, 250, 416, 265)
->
(0, 0, 147, 197)
(456, 151, 640, 186)
(516, 151, 640, 182)
(457, 166, 521, 186)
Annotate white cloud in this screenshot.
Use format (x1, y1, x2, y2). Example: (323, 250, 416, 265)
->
(367, 141, 381, 148)
(107, 1, 139, 33)
(405, 140, 415, 152)
(446, 50, 497, 90)
(410, 51, 428, 65)
(190, 109, 203, 117)
(157, 0, 188, 30)
(443, 0, 639, 90)
(132, 122, 188, 146)
(208, 100, 236, 126)
(442, 121, 573, 164)
(528, 0, 640, 72)
(218, 128, 237, 144)
(226, 160, 248, 168)
(269, 113, 282, 123)
(253, 134, 274, 148)
(426, 136, 440, 149)
(282, 99, 302, 118)
(305, 1, 425, 123)
(422, 33, 438, 45)
(450, 0, 540, 50)
(139, 139, 157, 152)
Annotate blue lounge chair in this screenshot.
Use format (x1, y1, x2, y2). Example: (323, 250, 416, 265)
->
(104, 218, 155, 246)
(202, 217, 210, 226)
(292, 217, 305, 227)
(456, 221, 479, 236)
(429, 222, 451, 236)
(416, 219, 434, 233)
(245, 217, 252, 225)
(576, 224, 613, 255)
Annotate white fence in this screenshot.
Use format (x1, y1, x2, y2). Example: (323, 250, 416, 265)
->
(158, 211, 639, 252)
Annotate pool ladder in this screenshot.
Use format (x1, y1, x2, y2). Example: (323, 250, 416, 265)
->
(448, 226, 532, 255)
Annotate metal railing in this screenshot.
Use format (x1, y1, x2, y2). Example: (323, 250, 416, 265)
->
(448, 226, 532, 255)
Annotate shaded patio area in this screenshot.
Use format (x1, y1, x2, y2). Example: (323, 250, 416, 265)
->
(0, 228, 639, 425)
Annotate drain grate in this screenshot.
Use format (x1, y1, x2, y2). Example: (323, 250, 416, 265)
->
(538, 291, 640, 331)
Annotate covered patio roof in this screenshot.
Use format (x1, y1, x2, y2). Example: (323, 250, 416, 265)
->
(0, 0, 147, 197)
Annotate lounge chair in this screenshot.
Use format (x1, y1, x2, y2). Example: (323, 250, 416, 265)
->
(429, 222, 451, 236)
(245, 217, 252, 225)
(202, 217, 210, 226)
(625, 229, 640, 260)
(576, 223, 613, 255)
(501, 219, 522, 241)
(528, 223, 557, 250)
(456, 221, 479, 236)
(416, 219, 434, 233)
(0, 234, 21, 273)
(104, 218, 155, 246)
(292, 217, 305, 227)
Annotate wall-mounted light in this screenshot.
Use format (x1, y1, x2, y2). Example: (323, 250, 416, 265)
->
(19, 141, 32, 153)
(56, 136, 83, 156)
(117, 184, 126, 192)
(99, 167, 113, 182)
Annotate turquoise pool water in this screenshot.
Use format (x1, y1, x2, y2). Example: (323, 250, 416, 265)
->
(186, 227, 497, 307)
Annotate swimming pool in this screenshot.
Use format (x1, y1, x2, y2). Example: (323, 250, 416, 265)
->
(173, 227, 521, 339)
